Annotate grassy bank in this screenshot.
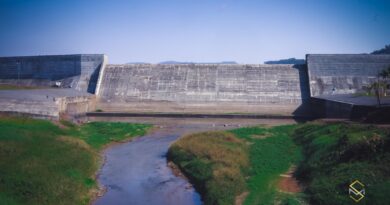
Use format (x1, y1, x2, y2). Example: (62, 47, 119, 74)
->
(0, 116, 151, 205)
(169, 122, 390, 205)
(293, 122, 390, 205)
(229, 125, 303, 205)
(168, 125, 303, 205)
(168, 131, 249, 205)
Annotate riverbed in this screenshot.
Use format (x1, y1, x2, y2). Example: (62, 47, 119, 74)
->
(92, 117, 296, 205)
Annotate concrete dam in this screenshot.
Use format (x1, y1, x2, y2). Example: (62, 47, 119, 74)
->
(0, 54, 390, 119)
(96, 64, 310, 115)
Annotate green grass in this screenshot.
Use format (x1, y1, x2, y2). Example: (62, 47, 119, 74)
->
(292, 122, 390, 205)
(77, 121, 151, 149)
(168, 131, 249, 205)
(168, 125, 303, 205)
(0, 116, 151, 205)
(230, 125, 303, 205)
(353, 92, 390, 98)
(0, 84, 43, 90)
(169, 122, 390, 205)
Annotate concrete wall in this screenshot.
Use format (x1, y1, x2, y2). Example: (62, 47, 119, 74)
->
(0, 54, 107, 93)
(307, 54, 390, 96)
(0, 89, 96, 120)
(310, 97, 353, 118)
(58, 95, 96, 117)
(96, 64, 310, 115)
(97, 64, 309, 103)
(0, 99, 60, 119)
(310, 97, 382, 119)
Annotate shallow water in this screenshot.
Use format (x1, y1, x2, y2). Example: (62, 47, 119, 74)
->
(92, 118, 296, 205)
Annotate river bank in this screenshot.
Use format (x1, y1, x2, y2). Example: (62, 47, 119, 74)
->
(91, 118, 291, 205)
(0, 116, 151, 205)
(0, 115, 298, 205)
(168, 121, 390, 205)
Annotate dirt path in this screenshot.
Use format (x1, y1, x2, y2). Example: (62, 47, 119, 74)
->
(277, 165, 302, 193)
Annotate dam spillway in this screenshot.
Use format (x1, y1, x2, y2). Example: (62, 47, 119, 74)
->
(95, 64, 310, 115)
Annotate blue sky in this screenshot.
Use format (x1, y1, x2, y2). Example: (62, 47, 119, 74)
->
(0, 0, 389, 63)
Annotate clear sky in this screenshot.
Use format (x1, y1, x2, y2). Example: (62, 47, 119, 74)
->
(0, 0, 389, 64)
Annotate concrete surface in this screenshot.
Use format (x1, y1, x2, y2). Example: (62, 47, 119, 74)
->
(1, 53, 390, 119)
(0, 54, 107, 93)
(316, 94, 390, 106)
(311, 94, 390, 119)
(96, 64, 310, 116)
(0, 89, 96, 119)
(307, 54, 390, 96)
(95, 101, 309, 116)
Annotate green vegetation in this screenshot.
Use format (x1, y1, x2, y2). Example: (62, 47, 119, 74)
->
(293, 122, 390, 205)
(77, 121, 151, 149)
(168, 131, 249, 205)
(168, 125, 303, 205)
(169, 122, 390, 205)
(0, 84, 43, 90)
(0, 116, 151, 205)
(361, 66, 390, 106)
(230, 125, 303, 205)
(4, 116, 388, 205)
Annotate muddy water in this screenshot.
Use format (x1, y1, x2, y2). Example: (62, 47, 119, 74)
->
(92, 118, 296, 205)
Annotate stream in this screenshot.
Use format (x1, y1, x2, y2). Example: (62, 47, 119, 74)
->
(92, 118, 296, 205)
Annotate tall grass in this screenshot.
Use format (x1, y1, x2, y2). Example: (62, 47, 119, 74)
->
(169, 125, 303, 205)
(170, 122, 390, 205)
(0, 116, 151, 205)
(292, 122, 390, 205)
(168, 131, 249, 205)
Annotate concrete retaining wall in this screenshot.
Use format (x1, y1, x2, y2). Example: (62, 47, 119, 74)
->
(310, 97, 383, 119)
(58, 95, 96, 117)
(0, 89, 96, 120)
(310, 97, 353, 118)
(0, 54, 107, 93)
(307, 54, 390, 96)
(0, 99, 60, 119)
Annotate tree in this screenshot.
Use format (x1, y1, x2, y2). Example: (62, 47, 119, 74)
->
(371, 66, 390, 107)
(371, 45, 390, 54)
(379, 66, 390, 97)
(379, 67, 390, 79)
